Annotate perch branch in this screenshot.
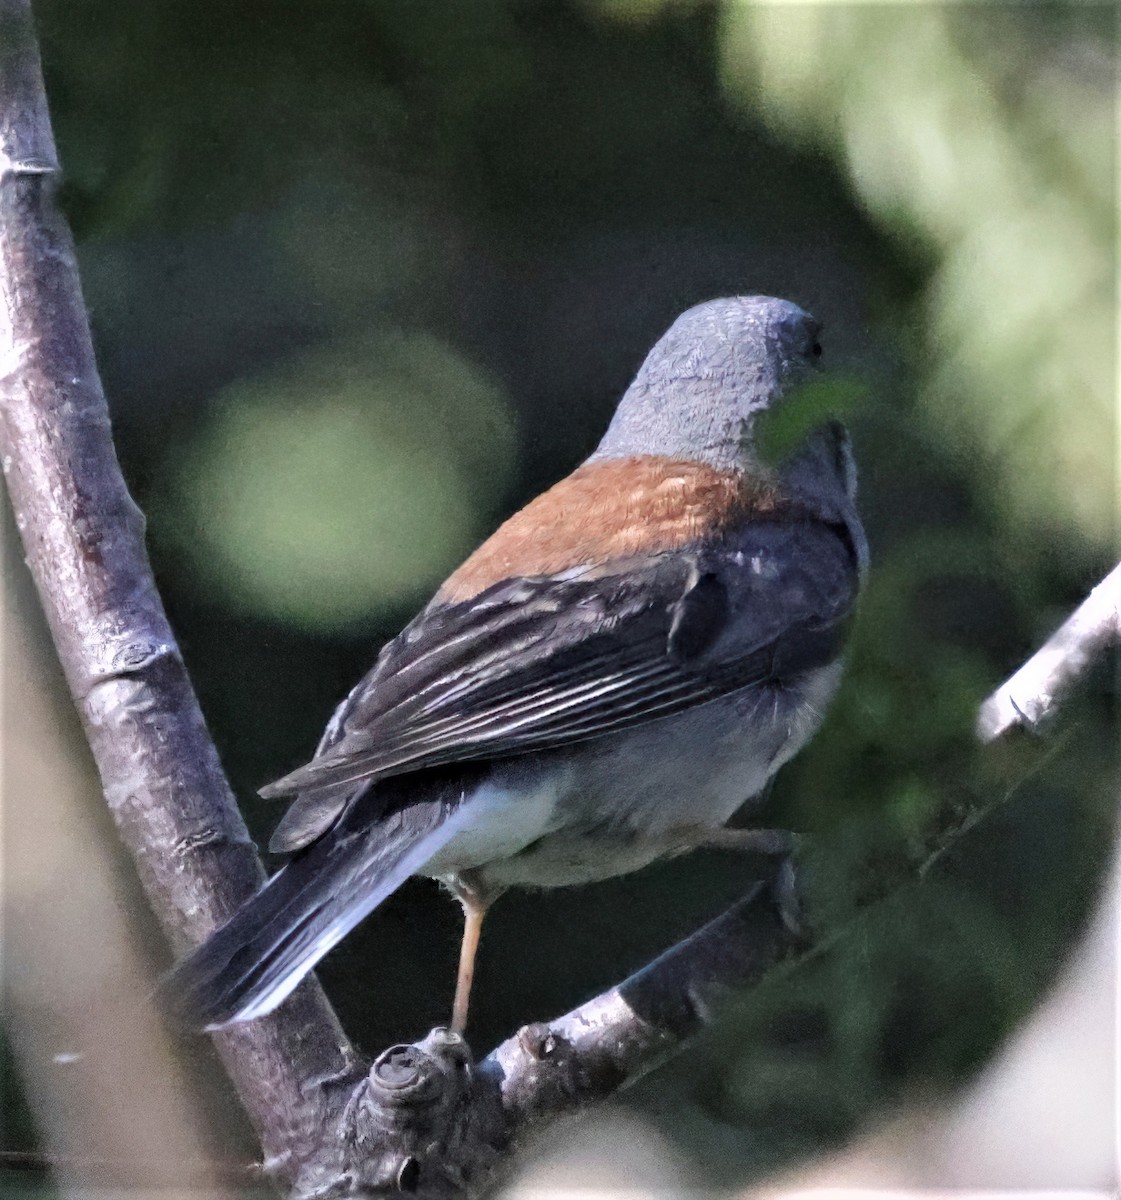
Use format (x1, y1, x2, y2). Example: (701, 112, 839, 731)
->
(977, 560, 1121, 742)
(487, 867, 803, 1130)
(300, 867, 803, 1198)
(0, 0, 360, 1182)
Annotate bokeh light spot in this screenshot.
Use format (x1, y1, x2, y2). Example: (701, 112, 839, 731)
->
(166, 333, 516, 630)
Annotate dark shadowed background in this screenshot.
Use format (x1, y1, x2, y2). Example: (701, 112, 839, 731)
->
(3, 1, 1116, 1194)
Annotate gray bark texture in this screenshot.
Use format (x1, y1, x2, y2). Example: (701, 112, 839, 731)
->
(0, 0, 362, 1185)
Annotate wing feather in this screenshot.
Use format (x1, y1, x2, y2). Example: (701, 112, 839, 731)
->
(265, 425, 864, 854)
(264, 516, 857, 852)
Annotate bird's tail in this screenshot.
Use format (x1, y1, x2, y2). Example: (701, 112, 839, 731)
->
(158, 793, 470, 1030)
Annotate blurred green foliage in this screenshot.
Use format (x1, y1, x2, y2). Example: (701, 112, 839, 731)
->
(158, 334, 515, 627)
(719, 2, 1115, 543)
(5, 0, 1116, 1190)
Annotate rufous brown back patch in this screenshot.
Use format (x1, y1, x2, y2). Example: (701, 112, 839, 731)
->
(438, 456, 779, 603)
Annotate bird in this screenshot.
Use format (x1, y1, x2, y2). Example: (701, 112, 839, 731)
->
(162, 295, 867, 1035)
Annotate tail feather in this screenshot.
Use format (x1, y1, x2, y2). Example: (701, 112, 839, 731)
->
(159, 796, 469, 1030)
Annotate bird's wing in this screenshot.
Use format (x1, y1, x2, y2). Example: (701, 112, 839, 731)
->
(264, 491, 860, 852)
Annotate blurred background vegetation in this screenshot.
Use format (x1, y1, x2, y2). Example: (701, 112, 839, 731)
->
(3, 0, 1116, 1193)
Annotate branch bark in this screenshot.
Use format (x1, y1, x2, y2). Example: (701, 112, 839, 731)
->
(977, 560, 1121, 742)
(0, 0, 361, 1182)
(282, 867, 803, 1199)
(2, 4, 1117, 1197)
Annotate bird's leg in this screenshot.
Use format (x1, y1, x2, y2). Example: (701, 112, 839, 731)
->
(448, 873, 496, 1035)
(452, 899, 485, 1034)
(707, 828, 804, 935)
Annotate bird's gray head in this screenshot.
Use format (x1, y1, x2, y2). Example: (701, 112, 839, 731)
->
(591, 295, 822, 471)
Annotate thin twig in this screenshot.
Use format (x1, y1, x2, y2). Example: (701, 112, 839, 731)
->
(977, 560, 1121, 742)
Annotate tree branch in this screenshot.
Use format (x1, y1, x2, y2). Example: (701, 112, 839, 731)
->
(284, 866, 803, 1199)
(488, 866, 803, 1131)
(3, 3, 1118, 1196)
(0, 0, 360, 1182)
(977, 560, 1121, 742)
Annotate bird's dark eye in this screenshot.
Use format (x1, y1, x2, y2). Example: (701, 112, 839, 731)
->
(811, 341, 823, 357)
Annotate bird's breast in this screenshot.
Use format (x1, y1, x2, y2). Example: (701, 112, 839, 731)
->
(423, 660, 842, 893)
(420, 762, 574, 879)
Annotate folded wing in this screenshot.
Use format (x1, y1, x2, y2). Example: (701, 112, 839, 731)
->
(266, 469, 860, 854)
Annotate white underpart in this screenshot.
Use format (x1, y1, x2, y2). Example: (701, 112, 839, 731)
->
(423, 771, 571, 877)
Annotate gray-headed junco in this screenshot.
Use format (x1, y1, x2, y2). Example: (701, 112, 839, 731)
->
(164, 295, 867, 1032)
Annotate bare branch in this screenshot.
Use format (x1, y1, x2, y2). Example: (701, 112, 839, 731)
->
(977, 560, 1121, 742)
(489, 867, 802, 1130)
(0, 0, 359, 1180)
(308, 867, 802, 1199)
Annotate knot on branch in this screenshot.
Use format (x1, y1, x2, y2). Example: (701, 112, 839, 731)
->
(481, 1021, 586, 1119)
(296, 1029, 505, 1199)
(85, 627, 179, 687)
(362, 1032, 471, 1130)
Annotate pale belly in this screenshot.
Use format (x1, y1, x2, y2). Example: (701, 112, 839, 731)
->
(423, 662, 842, 893)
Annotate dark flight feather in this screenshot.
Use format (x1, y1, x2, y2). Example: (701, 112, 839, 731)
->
(159, 786, 473, 1029)
(265, 496, 859, 852)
